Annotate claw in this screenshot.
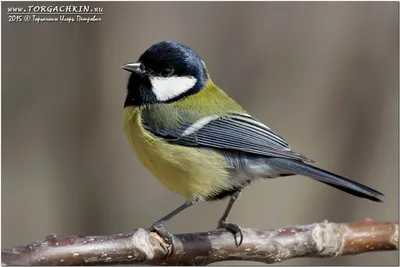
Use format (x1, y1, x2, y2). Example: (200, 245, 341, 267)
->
(148, 223, 175, 248)
(218, 221, 244, 247)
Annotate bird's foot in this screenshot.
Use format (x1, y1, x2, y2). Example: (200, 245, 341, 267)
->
(218, 220, 244, 247)
(148, 223, 175, 248)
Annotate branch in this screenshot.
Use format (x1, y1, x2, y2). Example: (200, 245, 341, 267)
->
(2, 219, 398, 266)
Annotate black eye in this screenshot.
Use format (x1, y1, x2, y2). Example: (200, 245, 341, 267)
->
(139, 63, 145, 71)
(160, 68, 173, 77)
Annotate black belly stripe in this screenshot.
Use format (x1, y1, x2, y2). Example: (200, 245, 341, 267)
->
(206, 188, 239, 201)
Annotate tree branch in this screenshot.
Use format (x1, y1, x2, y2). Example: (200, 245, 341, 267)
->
(2, 219, 398, 266)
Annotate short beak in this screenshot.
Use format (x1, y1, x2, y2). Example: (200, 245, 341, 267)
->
(121, 62, 144, 74)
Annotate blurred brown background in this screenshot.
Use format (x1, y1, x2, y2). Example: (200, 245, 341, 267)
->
(2, 1, 399, 265)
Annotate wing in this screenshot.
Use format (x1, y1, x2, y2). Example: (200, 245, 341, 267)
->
(142, 111, 315, 162)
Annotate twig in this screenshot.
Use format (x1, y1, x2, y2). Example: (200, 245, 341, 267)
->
(2, 219, 398, 266)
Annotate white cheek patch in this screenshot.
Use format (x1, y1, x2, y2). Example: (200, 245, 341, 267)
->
(150, 76, 197, 102)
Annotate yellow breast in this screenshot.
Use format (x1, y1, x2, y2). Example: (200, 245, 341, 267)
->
(123, 106, 230, 200)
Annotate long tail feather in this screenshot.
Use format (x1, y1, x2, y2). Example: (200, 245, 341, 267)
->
(265, 157, 384, 202)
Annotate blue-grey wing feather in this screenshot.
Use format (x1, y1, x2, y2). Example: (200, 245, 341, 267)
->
(142, 112, 314, 162)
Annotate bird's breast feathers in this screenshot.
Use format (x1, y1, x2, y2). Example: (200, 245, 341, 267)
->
(123, 106, 231, 200)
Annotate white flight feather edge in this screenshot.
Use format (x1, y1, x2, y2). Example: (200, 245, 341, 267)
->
(229, 114, 290, 149)
(182, 115, 219, 136)
(181, 113, 290, 151)
(150, 76, 197, 101)
(229, 114, 271, 130)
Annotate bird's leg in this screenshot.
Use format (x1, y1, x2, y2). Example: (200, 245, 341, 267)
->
(217, 190, 244, 246)
(148, 200, 196, 246)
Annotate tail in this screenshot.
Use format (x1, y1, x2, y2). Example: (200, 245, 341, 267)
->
(265, 157, 384, 202)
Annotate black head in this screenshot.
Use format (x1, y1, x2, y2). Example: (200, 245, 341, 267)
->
(122, 41, 208, 106)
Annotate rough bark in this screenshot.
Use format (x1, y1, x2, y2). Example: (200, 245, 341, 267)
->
(2, 220, 398, 266)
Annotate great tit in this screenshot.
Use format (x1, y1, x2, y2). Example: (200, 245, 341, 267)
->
(121, 41, 383, 246)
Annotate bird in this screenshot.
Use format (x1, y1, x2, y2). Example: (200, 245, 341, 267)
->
(121, 40, 383, 246)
